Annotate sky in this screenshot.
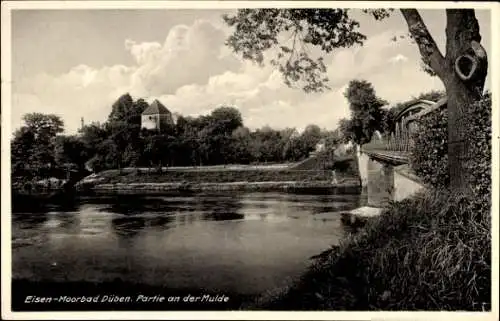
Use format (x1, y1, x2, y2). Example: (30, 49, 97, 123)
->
(10, 8, 492, 134)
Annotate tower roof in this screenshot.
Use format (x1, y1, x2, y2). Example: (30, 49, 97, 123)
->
(142, 100, 171, 115)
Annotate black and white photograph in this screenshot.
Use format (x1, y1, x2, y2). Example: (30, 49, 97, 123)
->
(1, 1, 498, 319)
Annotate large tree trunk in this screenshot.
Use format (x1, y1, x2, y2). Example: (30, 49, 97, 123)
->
(443, 10, 487, 192)
(401, 9, 487, 193)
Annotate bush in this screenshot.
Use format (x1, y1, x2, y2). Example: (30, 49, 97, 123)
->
(258, 189, 491, 310)
(464, 94, 491, 204)
(410, 94, 491, 194)
(409, 107, 449, 188)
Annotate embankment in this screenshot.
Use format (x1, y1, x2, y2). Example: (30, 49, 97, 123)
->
(77, 167, 361, 193)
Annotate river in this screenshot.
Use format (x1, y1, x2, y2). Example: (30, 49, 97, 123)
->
(11, 191, 363, 310)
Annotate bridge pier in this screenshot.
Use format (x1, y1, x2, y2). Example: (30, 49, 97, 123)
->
(355, 144, 369, 192)
(356, 149, 425, 208)
(367, 156, 394, 207)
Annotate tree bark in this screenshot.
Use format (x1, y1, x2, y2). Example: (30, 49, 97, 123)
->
(400, 9, 446, 78)
(401, 9, 487, 193)
(444, 10, 487, 192)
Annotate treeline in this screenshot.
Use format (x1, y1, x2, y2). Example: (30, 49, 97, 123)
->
(11, 93, 341, 182)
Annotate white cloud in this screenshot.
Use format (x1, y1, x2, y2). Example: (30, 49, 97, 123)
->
(389, 54, 409, 64)
(124, 39, 162, 65)
(12, 20, 445, 134)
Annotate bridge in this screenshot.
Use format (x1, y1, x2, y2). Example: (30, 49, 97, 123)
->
(357, 98, 447, 208)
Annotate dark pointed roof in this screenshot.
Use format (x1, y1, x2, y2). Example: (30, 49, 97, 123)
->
(142, 100, 171, 115)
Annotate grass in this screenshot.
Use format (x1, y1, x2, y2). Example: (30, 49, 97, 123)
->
(251, 189, 491, 311)
(80, 167, 359, 186)
(112, 169, 335, 184)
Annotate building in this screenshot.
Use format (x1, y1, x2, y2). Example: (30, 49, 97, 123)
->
(141, 99, 174, 131)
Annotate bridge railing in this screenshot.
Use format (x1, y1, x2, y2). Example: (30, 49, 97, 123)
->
(362, 126, 413, 155)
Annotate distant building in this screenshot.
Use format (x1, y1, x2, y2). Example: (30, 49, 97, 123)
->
(141, 99, 174, 131)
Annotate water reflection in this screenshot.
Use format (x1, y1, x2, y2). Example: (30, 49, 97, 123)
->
(12, 212, 49, 229)
(147, 215, 174, 229)
(198, 194, 245, 221)
(51, 211, 81, 232)
(12, 191, 362, 296)
(111, 216, 146, 238)
(99, 195, 175, 214)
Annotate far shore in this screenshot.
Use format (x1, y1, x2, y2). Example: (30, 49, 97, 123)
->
(75, 163, 361, 194)
(89, 180, 361, 193)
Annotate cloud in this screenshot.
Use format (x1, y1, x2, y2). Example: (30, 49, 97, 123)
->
(12, 19, 445, 134)
(126, 20, 241, 97)
(388, 54, 409, 64)
(147, 28, 442, 131)
(124, 39, 162, 65)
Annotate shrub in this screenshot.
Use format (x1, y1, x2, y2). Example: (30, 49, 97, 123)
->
(258, 189, 491, 310)
(409, 107, 449, 188)
(463, 93, 491, 204)
(410, 93, 491, 195)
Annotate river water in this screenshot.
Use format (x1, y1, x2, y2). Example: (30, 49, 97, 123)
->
(12, 191, 363, 306)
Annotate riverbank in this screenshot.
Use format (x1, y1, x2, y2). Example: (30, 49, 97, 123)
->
(76, 163, 360, 193)
(88, 180, 360, 194)
(250, 189, 491, 310)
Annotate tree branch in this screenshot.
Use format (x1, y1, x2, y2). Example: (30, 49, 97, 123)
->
(400, 9, 446, 77)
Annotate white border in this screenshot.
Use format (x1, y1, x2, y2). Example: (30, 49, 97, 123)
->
(1, 1, 499, 320)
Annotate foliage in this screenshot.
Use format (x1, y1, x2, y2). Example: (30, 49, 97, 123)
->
(338, 80, 387, 145)
(463, 93, 491, 202)
(11, 113, 65, 180)
(13, 93, 346, 177)
(223, 9, 371, 92)
(409, 108, 449, 188)
(54, 135, 88, 172)
(255, 189, 491, 311)
(410, 93, 490, 194)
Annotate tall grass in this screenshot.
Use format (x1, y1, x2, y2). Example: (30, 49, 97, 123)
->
(254, 189, 491, 311)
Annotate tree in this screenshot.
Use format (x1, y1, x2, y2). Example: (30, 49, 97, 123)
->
(55, 135, 89, 172)
(209, 106, 243, 134)
(300, 124, 323, 155)
(231, 126, 253, 164)
(339, 80, 387, 145)
(12, 113, 64, 178)
(108, 93, 134, 123)
(79, 122, 109, 151)
(223, 9, 489, 191)
(11, 127, 36, 178)
(193, 106, 244, 165)
(322, 129, 342, 151)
